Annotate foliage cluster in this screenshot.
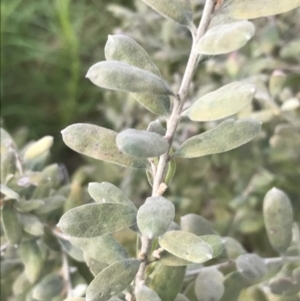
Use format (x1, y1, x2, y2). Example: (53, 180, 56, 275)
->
(1, 0, 300, 301)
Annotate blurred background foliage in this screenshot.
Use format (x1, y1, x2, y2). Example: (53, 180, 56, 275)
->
(1, 0, 300, 300)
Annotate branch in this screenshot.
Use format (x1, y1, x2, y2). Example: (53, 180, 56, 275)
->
(135, 0, 216, 291)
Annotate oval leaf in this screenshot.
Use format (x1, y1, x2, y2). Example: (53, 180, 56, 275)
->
(136, 285, 162, 301)
(173, 118, 261, 158)
(180, 214, 216, 236)
(137, 196, 175, 238)
(62, 123, 149, 169)
(201, 235, 225, 258)
(141, 0, 193, 27)
(70, 235, 129, 264)
(195, 269, 224, 301)
(226, 0, 300, 19)
(116, 129, 169, 158)
(23, 136, 54, 161)
(0, 184, 20, 200)
(58, 203, 137, 238)
(1, 202, 22, 246)
(158, 250, 192, 266)
(196, 21, 255, 55)
(219, 271, 243, 301)
(159, 231, 213, 263)
(86, 61, 173, 95)
(263, 187, 293, 253)
(86, 259, 140, 301)
(105, 35, 170, 115)
(88, 182, 136, 209)
(236, 254, 267, 279)
(183, 82, 256, 122)
(149, 264, 186, 301)
(223, 237, 247, 259)
(32, 273, 64, 301)
(174, 294, 190, 301)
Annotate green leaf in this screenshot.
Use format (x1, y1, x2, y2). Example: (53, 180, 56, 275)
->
(116, 129, 169, 158)
(20, 214, 44, 236)
(86, 61, 173, 95)
(269, 277, 299, 296)
(158, 250, 192, 266)
(20, 240, 44, 283)
(159, 231, 213, 263)
(195, 269, 224, 301)
(88, 182, 136, 210)
(105, 35, 170, 115)
(32, 273, 64, 301)
(1, 202, 22, 245)
(137, 196, 175, 238)
(149, 264, 186, 301)
(263, 188, 293, 253)
(64, 298, 86, 301)
(70, 235, 129, 264)
(219, 271, 243, 301)
(226, 0, 300, 19)
(136, 285, 162, 301)
(84, 254, 108, 276)
(183, 82, 255, 122)
(196, 21, 255, 55)
(222, 237, 247, 259)
(200, 235, 224, 258)
(141, 0, 193, 27)
(1, 149, 17, 180)
(58, 238, 85, 262)
(86, 259, 140, 301)
(23, 136, 54, 161)
(147, 120, 166, 136)
(236, 254, 267, 280)
(180, 214, 216, 236)
(58, 203, 137, 237)
(0, 184, 20, 200)
(62, 124, 149, 169)
(15, 200, 44, 213)
(173, 118, 261, 158)
(34, 195, 66, 215)
(165, 157, 176, 185)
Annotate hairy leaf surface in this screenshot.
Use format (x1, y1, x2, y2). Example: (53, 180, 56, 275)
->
(62, 123, 149, 169)
(137, 196, 175, 238)
(86, 61, 173, 95)
(86, 259, 140, 301)
(58, 203, 137, 237)
(105, 34, 170, 115)
(236, 254, 267, 279)
(174, 118, 261, 158)
(136, 285, 162, 301)
(116, 129, 169, 158)
(183, 82, 255, 121)
(159, 231, 213, 263)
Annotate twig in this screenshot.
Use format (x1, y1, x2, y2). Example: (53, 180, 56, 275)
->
(61, 252, 73, 298)
(135, 0, 217, 291)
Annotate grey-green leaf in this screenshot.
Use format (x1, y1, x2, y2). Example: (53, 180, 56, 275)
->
(86, 259, 140, 301)
(196, 21, 255, 55)
(86, 61, 173, 95)
(136, 285, 162, 301)
(173, 118, 261, 158)
(195, 269, 224, 301)
(116, 129, 169, 158)
(183, 82, 255, 122)
(0, 184, 20, 200)
(236, 254, 267, 279)
(219, 272, 243, 301)
(20, 214, 44, 237)
(58, 203, 137, 237)
(62, 123, 149, 169)
(88, 182, 136, 209)
(226, 0, 300, 19)
(20, 240, 44, 283)
(70, 235, 129, 264)
(1, 202, 22, 246)
(32, 273, 64, 301)
(159, 231, 213, 263)
(263, 187, 293, 253)
(180, 214, 216, 236)
(147, 120, 166, 136)
(174, 294, 190, 301)
(137, 196, 175, 238)
(84, 254, 108, 276)
(105, 35, 170, 115)
(222, 237, 247, 259)
(200, 235, 225, 258)
(58, 238, 85, 262)
(141, 0, 193, 27)
(159, 250, 193, 266)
